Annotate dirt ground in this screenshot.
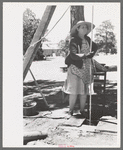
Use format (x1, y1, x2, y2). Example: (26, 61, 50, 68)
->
(23, 55, 119, 147)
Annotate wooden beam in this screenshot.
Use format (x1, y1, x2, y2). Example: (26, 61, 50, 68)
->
(23, 6, 56, 80)
(23, 131, 48, 144)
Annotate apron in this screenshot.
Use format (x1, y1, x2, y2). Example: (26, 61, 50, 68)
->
(70, 41, 94, 84)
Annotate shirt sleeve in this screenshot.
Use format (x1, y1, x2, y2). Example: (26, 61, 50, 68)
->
(91, 41, 98, 57)
(85, 35, 98, 58)
(69, 38, 83, 60)
(85, 41, 98, 58)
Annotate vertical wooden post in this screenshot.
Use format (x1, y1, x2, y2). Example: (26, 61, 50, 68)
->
(23, 6, 56, 81)
(70, 6, 85, 29)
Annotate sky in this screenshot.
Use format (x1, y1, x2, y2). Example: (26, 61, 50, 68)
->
(19, 2, 120, 43)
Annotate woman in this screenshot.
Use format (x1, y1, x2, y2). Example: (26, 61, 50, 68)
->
(63, 21, 99, 116)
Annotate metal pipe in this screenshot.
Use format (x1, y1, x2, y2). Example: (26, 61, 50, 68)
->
(89, 5, 94, 125)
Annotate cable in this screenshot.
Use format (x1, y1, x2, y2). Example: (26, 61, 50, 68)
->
(29, 6, 70, 48)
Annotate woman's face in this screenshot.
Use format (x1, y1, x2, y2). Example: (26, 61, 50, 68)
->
(77, 24, 88, 36)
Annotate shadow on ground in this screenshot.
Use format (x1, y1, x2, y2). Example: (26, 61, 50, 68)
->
(23, 79, 117, 121)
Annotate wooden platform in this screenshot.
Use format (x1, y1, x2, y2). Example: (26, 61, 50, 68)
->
(96, 116, 117, 134)
(61, 115, 85, 127)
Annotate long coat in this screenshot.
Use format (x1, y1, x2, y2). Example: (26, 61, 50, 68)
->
(65, 35, 98, 69)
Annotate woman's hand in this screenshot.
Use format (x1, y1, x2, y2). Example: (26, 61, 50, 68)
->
(76, 54, 86, 59)
(76, 54, 84, 57)
(85, 51, 94, 58)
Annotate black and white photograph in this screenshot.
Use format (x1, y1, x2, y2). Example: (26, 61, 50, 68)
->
(3, 2, 120, 148)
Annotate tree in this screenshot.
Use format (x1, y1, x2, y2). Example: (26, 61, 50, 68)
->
(71, 6, 85, 29)
(58, 39, 69, 57)
(58, 40, 66, 49)
(23, 9, 40, 54)
(94, 20, 117, 54)
(23, 8, 48, 60)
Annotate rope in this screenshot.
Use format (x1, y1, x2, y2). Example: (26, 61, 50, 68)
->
(89, 5, 94, 125)
(29, 6, 70, 48)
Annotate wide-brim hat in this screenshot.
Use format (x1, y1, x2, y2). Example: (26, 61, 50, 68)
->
(70, 21, 95, 36)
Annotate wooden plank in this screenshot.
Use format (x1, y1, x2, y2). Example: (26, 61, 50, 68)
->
(96, 116, 117, 134)
(23, 6, 56, 80)
(62, 115, 85, 127)
(79, 124, 96, 132)
(99, 116, 117, 124)
(107, 65, 117, 71)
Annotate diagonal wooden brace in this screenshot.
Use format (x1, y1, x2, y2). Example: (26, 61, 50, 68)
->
(29, 69, 49, 108)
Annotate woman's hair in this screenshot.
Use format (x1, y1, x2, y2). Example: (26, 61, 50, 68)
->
(71, 24, 89, 37)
